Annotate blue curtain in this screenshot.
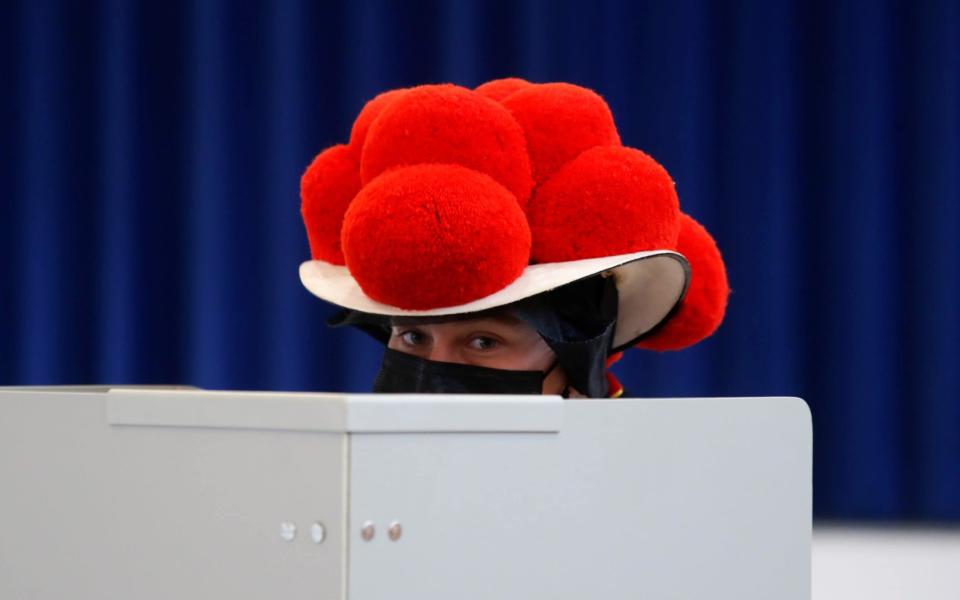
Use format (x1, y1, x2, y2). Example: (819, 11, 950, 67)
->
(1, 0, 958, 520)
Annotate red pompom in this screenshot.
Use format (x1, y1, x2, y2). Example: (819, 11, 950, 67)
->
(501, 82, 621, 184)
(342, 164, 532, 310)
(348, 88, 408, 155)
(300, 144, 361, 264)
(636, 214, 729, 351)
(360, 84, 534, 205)
(527, 146, 681, 263)
(475, 77, 532, 102)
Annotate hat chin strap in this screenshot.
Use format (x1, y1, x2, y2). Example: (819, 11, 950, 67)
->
(535, 321, 615, 398)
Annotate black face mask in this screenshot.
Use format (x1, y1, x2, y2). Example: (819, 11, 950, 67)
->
(373, 348, 558, 395)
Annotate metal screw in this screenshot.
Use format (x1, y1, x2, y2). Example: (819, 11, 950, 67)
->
(310, 522, 327, 544)
(280, 522, 297, 542)
(388, 521, 403, 541)
(360, 521, 375, 541)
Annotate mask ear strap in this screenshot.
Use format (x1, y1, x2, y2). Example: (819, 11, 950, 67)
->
(543, 359, 572, 398)
(543, 359, 561, 378)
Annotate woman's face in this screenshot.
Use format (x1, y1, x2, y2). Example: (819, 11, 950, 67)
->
(387, 313, 569, 395)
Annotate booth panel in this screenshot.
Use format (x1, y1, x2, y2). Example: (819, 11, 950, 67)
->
(0, 390, 347, 600)
(347, 397, 811, 600)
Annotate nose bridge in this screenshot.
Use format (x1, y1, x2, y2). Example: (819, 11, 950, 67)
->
(427, 336, 458, 363)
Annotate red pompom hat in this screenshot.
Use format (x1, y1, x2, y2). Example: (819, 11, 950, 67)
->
(300, 79, 729, 354)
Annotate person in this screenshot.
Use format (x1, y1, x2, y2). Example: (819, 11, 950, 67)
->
(298, 79, 730, 397)
(385, 310, 568, 395)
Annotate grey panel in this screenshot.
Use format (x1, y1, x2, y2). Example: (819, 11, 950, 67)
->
(348, 397, 811, 600)
(1, 389, 811, 599)
(0, 391, 346, 600)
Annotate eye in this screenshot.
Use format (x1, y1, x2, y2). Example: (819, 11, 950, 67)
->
(468, 336, 500, 351)
(399, 330, 427, 347)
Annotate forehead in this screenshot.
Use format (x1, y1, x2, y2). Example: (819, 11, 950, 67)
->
(390, 312, 533, 333)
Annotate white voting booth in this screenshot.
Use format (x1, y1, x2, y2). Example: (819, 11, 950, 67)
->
(0, 387, 811, 599)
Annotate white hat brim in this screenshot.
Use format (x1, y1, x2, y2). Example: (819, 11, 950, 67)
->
(300, 249, 690, 350)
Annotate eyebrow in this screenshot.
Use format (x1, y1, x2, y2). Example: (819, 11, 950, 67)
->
(466, 314, 523, 327)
